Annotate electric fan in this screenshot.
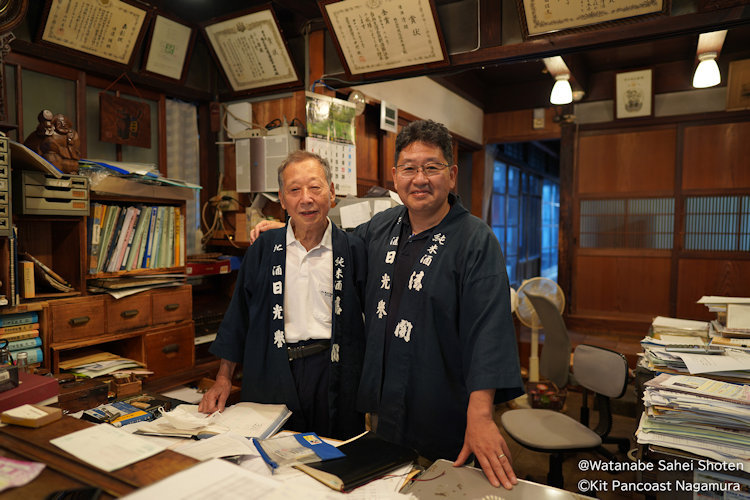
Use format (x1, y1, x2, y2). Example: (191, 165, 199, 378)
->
(515, 277, 565, 382)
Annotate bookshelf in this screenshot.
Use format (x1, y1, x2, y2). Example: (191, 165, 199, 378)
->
(1, 173, 194, 378)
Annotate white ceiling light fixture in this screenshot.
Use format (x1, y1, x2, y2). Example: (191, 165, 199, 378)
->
(692, 51, 721, 88)
(550, 74, 573, 105)
(543, 56, 575, 105)
(693, 30, 727, 89)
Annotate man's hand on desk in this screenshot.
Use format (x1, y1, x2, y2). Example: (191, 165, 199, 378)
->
(198, 359, 236, 413)
(454, 389, 518, 490)
(249, 220, 285, 244)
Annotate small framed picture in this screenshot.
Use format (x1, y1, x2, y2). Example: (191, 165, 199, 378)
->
(141, 13, 196, 83)
(615, 69, 653, 119)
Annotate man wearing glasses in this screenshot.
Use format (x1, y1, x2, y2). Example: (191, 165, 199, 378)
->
(251, 120, 523, 489)
(352, 119, 524, 489)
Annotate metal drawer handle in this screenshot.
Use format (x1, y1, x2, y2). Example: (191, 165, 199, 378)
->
(162, 343, 180, 354)
(121, 309, 139, 319)
(164, 303, 180, 311)
(69, 316, 90, 326)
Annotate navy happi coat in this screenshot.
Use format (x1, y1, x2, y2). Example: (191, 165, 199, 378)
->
(354, 194, 524, 460)
(210, 224, 367, 440)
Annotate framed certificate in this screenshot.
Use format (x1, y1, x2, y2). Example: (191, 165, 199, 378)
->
(38, 0, 150, 68)
(615, 69, 653, 120)
(202, 6, 300, 94)
(320, 0, 449, 79)
(141, 13, 196, 83)
(517, 0, 668, 38)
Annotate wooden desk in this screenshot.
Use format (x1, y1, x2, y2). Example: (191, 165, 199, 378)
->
(0, 416, 197, 497)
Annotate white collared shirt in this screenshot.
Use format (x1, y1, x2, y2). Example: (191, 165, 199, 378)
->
(283, 219, 333, 343)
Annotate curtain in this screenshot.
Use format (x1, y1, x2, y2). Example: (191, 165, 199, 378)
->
(165, 99, 201, 257)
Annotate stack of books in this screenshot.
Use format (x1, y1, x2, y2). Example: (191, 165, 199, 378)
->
(637, 373, 750, 468)
(0, 311, 42, 365)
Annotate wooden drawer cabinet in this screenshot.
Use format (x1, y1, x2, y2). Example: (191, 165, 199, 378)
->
(108, 293, 151, 332)
(46, 285, 195, 379)
(152, 286, 192, 324)
(144, 323, 194, 378)
(49, 296, 107, 343)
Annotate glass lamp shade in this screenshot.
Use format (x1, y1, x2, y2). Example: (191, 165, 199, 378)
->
(693, 52, 720, 88)
(550, 76, 573, 105)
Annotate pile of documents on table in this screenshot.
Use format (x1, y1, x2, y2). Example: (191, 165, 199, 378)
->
(640, 315, 750, 381)
(59, 351, 146, 378)
(637, 373, 750, 468)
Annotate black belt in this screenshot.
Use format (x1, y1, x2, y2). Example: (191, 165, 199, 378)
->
(288, 340, 330, 361)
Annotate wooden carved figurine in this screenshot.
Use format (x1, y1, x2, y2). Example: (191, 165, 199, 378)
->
(23, 110, 81, 173)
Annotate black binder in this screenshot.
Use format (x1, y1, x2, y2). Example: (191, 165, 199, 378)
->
(295, 431, 418, 492)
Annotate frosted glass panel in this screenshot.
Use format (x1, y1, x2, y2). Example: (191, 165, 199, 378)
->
(21, 69, 76, 140)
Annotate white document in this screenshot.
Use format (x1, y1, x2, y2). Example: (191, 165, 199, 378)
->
(372, 200, 393, 215)
(698, 296, 750, 304)
(652, 316, 709, 332)
(50, 424, 166, 472)
(641, 335, 707, 346)
(339, 202, 372, 229)
(161, 386, 204, 404)
(172, 431, 259, 461)
(727, 304, 750, 330)
(120, 458, 324, 500)
(676, 349, 750, 374)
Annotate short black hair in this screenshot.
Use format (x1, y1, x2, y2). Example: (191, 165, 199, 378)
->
(394, 119, 454, 165)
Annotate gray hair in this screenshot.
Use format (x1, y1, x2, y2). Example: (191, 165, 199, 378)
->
(394, 119, 454, 166)
(277, 150, 332, 191)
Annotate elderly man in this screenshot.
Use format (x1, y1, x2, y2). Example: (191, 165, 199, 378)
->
(200, 151, 367, 440)
(251, 121, 524, 488)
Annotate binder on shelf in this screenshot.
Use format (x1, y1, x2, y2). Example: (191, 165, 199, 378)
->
(20, 260, 34, 299)
(104, 208, 129, 273)
(10, 347, 43, 364)
(0, 312, 38, 327)
(0, 329, 40, 342)
(0, 322, 39, 334)
(88, 203, 106, 274)
(95, 205, 120, 274)
(7, 336, 42, 351)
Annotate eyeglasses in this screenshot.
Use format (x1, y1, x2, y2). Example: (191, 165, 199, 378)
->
(395, 162, 450, 178)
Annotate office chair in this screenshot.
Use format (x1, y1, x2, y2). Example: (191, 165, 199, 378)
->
(501, 344, 630, 488)
(524, 291, 572, 389)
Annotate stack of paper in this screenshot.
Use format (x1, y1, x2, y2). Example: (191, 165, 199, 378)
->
(651, 316, 709, 337)
(59, 351, 144, 378)
(134, 403, 291, 440)
(637, 373, 750, 468)
(640, 336, 750, 380)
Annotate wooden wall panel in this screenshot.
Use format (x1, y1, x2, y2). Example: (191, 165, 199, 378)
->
(677, 259, 750, 320)
(355, 108, 381, 196)
(484, 108, 561, 143)
(577, 128, 676, 194)
(682, 121, 750, 190)
(574, 255, 671, 316)
(251, 91, 306, 130)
